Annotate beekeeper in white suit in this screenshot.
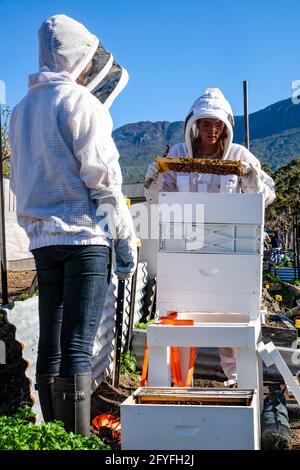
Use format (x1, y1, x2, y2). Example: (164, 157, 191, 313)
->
(144, 88, 275, 386)
(9, 14, 136, 435)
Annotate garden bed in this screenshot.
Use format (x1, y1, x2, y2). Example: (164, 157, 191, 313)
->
(263, 313, 297, 347)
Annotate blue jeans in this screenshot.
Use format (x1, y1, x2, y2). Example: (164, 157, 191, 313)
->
(32, 245, 111, 377)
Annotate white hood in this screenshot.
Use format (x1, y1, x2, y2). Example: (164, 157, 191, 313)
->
(184, 88, 234, 159)
(38, 14, 128, 107)
(38, 14, 99, 79)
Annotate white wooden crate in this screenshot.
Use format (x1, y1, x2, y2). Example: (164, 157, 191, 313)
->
(157, 193, 264, 320)
(121, 388, 259, 450)
(157, 252, 262, 318)
(159, 192, 264, 225)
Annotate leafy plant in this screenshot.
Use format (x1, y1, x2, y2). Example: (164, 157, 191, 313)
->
(265, 158, 300, 233)
(275, 255, 293, 268)
(0, 406, 110, 450)
(15, 292, 37, 302)
(263, 270, 281, 283)
(134, 320, 155, 330)
(269, 286, 295, 312)
(120, 351, 140, 379)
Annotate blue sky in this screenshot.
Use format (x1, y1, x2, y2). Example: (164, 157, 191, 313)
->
(0, 0, 299, 129)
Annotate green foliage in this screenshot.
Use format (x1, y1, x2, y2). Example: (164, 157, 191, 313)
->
(15, 291, 37, 302)
(263, 270, 281, 283)
(0, 405, 110, 450)
(291, 279, 300, 286)
(275, 255, 293, 268)
(265, 158, 300, 232)
(268, 285, 295, 311)
(2, 160, 10, 177)
(120, 351, 140, 379)
(261, 161, 275, 178)
(134, 320, 154, 330)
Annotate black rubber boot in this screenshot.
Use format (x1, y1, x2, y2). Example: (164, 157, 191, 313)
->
(53, 372, 91, 436)
(35, 374, 58, 422)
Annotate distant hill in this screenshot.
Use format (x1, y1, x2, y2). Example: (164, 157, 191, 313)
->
(113, 98, 300, 184)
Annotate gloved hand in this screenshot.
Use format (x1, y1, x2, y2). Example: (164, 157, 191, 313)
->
(240, 162, 264, 193)
(145, 161, 159, 182)
(144, 161, 162, 190)
(114, 237, 137, 280)
(94, 190, 137, 280)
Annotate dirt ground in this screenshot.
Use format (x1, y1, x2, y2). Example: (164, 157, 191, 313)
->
(0, 269, 36, 303)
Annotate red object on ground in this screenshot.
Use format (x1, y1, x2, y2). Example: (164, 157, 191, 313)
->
(92, 413, 121, 440)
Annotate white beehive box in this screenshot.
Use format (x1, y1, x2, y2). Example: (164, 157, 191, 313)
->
(157, 193, 264, 320)
(121, 387, 259, 450)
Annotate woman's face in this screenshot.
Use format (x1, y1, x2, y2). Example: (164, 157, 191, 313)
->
(196, 119, 225, 146)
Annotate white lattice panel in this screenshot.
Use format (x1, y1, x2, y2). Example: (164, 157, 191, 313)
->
(160, 223, 261, 254)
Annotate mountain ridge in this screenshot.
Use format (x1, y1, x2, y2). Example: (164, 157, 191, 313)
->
(113, 97, 300, 184)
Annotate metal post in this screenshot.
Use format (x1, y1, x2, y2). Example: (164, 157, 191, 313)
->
(293, 216, 297, 280)
(0, 106, 8, 305)
(296, 214, 300, 279)
(112, 278, 125, 388)
(125, 244, 140, 352)
(243, 80, 250, 150)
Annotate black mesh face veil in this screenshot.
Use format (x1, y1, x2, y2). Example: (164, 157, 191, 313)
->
(85, 44, 128, 108)
(93, 61, 127, 107)
(84, 43, 112, 91)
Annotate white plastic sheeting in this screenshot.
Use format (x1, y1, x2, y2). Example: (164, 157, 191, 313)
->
(4, 297, 40, 419)
(2, 262, 148, 420)
(91, 274, 118, 392)
(133, 262, 148, 325)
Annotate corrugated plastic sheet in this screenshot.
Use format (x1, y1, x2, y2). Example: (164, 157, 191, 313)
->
(3, 262, 149, 419)
(271, 267, 298, 281)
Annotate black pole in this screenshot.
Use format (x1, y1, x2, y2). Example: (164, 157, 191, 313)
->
(0, 106, 8, 305)
(293, 215, 297, 280)
(112, 278, 125, 388)
(243, 80, 250, 150)
(296, 214, 300, 279)
(125, 244, 140, 352)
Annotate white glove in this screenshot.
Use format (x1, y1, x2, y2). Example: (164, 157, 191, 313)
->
(114, 237, 137, 280)
(240, 162, 264, 193)
(145, 161, 159, 184)
(93, 191, 137, 280)
(113, 194, 137, 279)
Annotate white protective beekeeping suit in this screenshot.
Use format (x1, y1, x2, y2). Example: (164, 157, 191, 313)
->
(144, 88, 276, 383)
(9, 14, 136, 279)
(145, 88, 275, 207)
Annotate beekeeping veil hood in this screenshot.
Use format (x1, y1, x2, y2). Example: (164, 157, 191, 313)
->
(38, 14, 128, 108)
(184, 88, 234, 159)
